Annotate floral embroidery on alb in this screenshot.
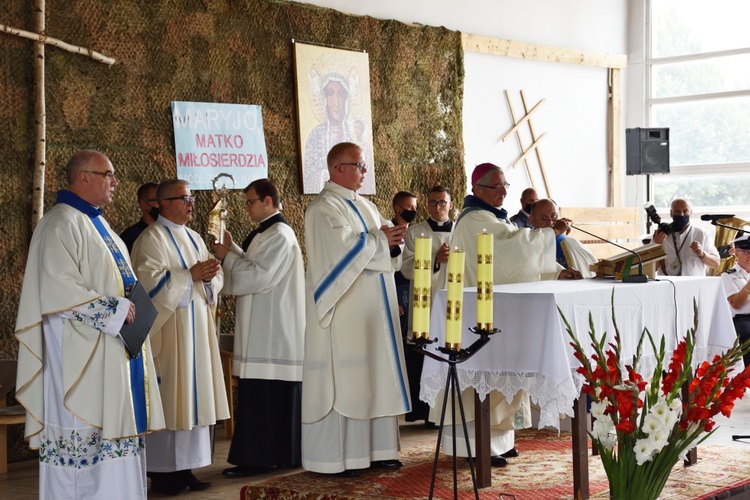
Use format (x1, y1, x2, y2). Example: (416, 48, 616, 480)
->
(39, 425, 144, 469)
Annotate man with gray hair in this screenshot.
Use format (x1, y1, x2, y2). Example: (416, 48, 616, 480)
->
(132, 179, 229, 495)
(15, 150, 165, 499)
(444, 163, 575, 467)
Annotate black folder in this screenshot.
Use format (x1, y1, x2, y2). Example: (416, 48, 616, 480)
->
(120, 281, 158, 358)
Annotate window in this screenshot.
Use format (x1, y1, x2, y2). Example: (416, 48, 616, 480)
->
(648, 0, 750, 211)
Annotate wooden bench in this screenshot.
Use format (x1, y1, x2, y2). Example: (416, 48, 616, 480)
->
(560, 206, 641, 260)
(0, 360, 26, 474)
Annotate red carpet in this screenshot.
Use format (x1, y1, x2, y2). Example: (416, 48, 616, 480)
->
(240, 429, 750, 499)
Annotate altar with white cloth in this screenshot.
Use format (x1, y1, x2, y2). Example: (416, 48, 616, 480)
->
(419, 276, 736, 497)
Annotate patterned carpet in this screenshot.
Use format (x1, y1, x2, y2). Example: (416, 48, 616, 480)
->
(240, 429, 750, 499)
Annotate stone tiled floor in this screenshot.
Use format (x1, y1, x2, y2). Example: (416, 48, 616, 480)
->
(3, 397, 750, 499)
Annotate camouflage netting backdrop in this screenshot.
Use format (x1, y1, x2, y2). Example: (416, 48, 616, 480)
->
(0, 0, 465, 460)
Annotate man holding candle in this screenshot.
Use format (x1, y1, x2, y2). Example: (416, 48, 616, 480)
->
(442, 163, 574, 466)
(401, 185, 454, 425)
(301, 142, 411, 476)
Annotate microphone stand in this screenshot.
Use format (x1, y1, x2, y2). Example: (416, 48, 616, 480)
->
(570, 225, 648, 283)
(709, 220, 748, 236)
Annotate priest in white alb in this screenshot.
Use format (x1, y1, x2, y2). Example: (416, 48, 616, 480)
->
(131, 179, 229, 495)
(443, 163, 579, 467)
(15, 150, 165, 500)
(301, 142, 410, 476)
(212, 178, 305, 477)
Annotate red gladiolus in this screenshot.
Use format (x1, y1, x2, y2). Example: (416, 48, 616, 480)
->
(616, 419, 635, 433)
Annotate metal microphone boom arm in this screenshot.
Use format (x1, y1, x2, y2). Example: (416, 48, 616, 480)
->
(570, 225, 649, 283)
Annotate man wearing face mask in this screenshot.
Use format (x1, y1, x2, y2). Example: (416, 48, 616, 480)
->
(652, 197, 719, 276)
(120, 182, 160, 253)
(510, 187, 538, 229)
(391, 191, 418, 343)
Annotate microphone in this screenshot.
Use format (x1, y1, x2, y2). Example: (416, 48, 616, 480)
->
(570, 224, 649, 283)
(700, 213, 735, 222)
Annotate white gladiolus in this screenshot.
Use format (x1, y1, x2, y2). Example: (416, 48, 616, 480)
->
(647, 428, 670, 451)
(650, 400, 670, 423)
(592, 418, 616, 450)
(643, 414, 666, 434)
(590, 400, 608, 420)
(669, 397, 683, 412)
(634, 439, 655, 465)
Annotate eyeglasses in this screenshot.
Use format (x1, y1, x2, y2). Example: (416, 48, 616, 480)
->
(428, 200, 449, 207)
(85, 170, 116, 180)
(164, 195, 196, 204)
(339, 162, 367, 172)
(477, 182, 510, 191)
(736, 248, 750, 255)
(245, 198, 261, 206)
(539, 214, 559, 223)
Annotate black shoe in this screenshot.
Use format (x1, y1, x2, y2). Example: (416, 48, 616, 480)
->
(424, 421, 437, 430)
(150, 472, 188, 496)
(501, 448, 519, 458)
(490, 455, 508, 467)
(332, 469, 360, 478)
(371, 459, 403, 470)
(179, 470, 211, 491)
(222, 466, 273, 478)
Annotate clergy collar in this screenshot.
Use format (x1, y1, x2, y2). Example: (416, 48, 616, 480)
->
(257, 212, 287, 232)
(428, 218, 453, 232)
(324, 180, 359, 200)
(56, 190, 102, 218)
(462, 194, 508, 220)
(155, 215, 185, 229)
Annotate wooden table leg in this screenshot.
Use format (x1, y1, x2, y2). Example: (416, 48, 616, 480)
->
(572, 395, 589, 499)
(474, 390, 492, 488)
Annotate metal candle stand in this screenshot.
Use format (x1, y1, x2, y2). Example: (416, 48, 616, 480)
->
(410, 327, 498, 500)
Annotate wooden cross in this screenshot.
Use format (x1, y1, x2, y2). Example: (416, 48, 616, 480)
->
(501, 89, 552, 198)
(1, 1, 115, 228)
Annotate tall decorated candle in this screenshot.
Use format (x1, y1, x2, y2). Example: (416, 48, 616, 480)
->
(411, 234, 432, 340)
(445, 248, 465, 350)
(476, 230, 493, 331)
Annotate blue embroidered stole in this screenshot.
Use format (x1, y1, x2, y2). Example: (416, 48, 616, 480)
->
(55, 190, 148, 434)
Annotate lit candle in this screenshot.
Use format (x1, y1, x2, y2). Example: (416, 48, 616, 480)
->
(411, 234, 432, 340)
(445, 248, 465, 350)
(476, 230, 493, 331)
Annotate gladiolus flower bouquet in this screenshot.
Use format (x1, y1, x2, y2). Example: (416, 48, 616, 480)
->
(563, 297, 750, 500)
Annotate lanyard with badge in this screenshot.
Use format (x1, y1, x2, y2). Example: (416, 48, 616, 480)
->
(669, 226, 691, 275)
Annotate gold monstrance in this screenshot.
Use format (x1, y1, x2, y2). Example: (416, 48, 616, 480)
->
(208, 173, 235, 244)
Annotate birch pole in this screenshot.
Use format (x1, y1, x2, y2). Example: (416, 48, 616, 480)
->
(1, 5, 115, 228)
(31, 0, 45, 229)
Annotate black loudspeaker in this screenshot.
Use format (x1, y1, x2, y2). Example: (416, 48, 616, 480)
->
(626, 127, 670, 175)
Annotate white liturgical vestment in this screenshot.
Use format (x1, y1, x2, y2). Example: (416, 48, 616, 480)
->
(15, 194, 165, 500)
(441, 203, 558, 457)
(301, 181, 410, 473)
(132, 216, 229, 471)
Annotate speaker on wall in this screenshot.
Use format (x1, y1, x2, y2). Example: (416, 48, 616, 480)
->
(626, 127, 670, 175)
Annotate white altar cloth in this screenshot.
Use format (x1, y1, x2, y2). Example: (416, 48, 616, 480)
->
(420, 276, 736, 430)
